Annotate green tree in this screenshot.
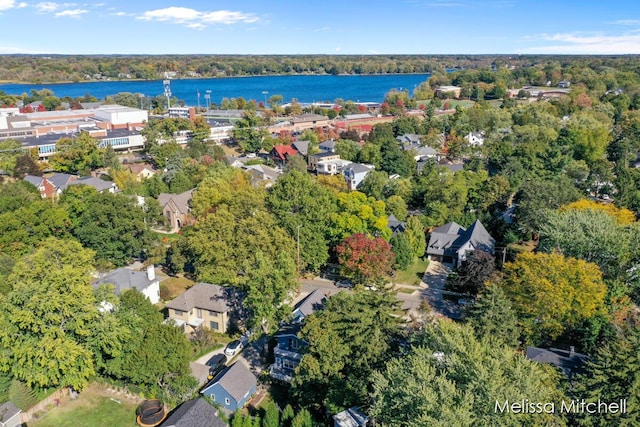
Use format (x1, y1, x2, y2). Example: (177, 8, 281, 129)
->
(61, 189, 152, 266)
(370, 321, 565, 427)
(266, 170, 337, 272)
(466, 283, 520, 347)
(50, 132, 104, 174)
(335, 139, 362, 161)
(293, 291, 401, 414)
(0, 238, 99, 390)
(262, 400, 279, 427)
(234, 111, 267, 153)
(290, 409, 313, 427)
(329, 191, 390, 243)
(495, 252, 607, 344)
(390, 233, 413, 270)
(404, 216, 426, 259)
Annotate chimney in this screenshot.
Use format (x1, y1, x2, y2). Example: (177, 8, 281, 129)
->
(569, 346, 575, 357)
(147, 265, 155, 281)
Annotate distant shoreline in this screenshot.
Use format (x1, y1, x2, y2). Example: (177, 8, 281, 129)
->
(0, 72, 434, 86)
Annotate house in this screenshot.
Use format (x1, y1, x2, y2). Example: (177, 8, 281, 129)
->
(158, 189, 195, 232)
(333, 407, 369, 427)
(318, 139, 337, 153)
(427, 219, 495, 266)
(396, 133, 422, 146)
(242, 164, 280, 188)
(270, 324, 306, 383)
(437, 158, 464, 173)
(309, 152, 351, 175)
(558, 80, 571, 88)
(270, 289, 332, 382)
(127, 163, 156, 181)
(402, 143, 438, 161)
(465, 131, 485, 147)
(292, 288, 331, 323)
(166, 283, 237, 334)
(526, 346, 588, 378)
(93, 265, 161, 305)
(0, 401, 21, 427)
(270, 145, 299, 168)
(24, 172, 76, 198)
(201, 362, 257, 413)
(160, 397, 227, 427)
(387, 214, 406, 235)
(70, 176, 118, 193)
(342, 163, 375, 190)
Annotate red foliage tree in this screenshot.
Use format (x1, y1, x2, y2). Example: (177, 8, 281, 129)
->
(335, 233, 395, 285)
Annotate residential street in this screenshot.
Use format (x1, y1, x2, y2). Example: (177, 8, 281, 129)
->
(419, 261, 463, 320)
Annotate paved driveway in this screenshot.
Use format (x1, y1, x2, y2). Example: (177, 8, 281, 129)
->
(420, 261, 463, 320)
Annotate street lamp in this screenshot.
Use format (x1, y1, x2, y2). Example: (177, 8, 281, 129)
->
(296, 224, 302, 280)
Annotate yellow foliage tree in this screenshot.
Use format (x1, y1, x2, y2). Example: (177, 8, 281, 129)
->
(560, 198, 636, 224)
(495, 252, 607, 343)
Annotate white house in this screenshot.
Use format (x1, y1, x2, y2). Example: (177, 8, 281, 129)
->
(93, 265, 161, 305)
(342, 163, 375, 190)
(465, 131, 485, 147)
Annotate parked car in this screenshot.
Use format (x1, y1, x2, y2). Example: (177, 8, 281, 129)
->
(224, 340, 243, 357)
(205, 353, 228, 376)
(335, 279, 354, 288)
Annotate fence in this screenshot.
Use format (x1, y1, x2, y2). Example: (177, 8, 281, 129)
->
(20, 388, 69, 424)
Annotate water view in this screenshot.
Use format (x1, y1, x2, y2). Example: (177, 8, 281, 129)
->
(0, 74, 431, 106)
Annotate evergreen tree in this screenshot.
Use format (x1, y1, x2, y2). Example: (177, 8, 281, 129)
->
(466, 284, 520, 347)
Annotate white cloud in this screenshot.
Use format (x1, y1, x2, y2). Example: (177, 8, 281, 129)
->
(521, 32, 640, 54)
(36, 2, 59, 12)
(0, 0, 14, 11)
(17, 1, 27, 7)
(612, 19, 640, 26)
(138, 6, 258, 28)
(55, 8, 86, 17)
(109, 11, 131, 16)
(0, 45, 48, 53)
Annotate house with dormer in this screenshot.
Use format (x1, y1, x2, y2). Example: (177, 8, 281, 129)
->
(427, 219, 495, 266)
(158, 189, 195, 232)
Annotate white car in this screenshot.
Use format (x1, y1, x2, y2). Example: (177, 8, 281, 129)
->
(224, 340, 243, 357)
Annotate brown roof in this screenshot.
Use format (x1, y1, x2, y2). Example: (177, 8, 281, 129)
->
(166, 282, 234, 313)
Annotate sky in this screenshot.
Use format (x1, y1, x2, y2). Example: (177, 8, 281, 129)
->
(1, 1, 640, 55)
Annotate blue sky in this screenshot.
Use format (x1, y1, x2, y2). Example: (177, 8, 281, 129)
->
(1, 1, 640, 54)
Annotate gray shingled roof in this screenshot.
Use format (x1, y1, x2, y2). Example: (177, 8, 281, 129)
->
(292, 140, 309, 156)
(387, 214, 407, 235)
(70, 176, 116, 193)
(0, 401, 20, 423)
(457, 219, 495, 254)
(333, 407, 368, 427)
(209, 362, 257, 402)
(166, 283, 234, 313)
(343, 163, 374, 174)
(24, 175, 42, 187)
(427, 222, 465, 256)
(158, 189, 195, 214)
(160, 397, 226, 427)
(47, 172, 76, 190)
(93, 267, 155, 294)
(293, 289, 329, 319)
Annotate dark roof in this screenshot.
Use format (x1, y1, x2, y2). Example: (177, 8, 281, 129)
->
(275, 323, 303, 338)
(318, 140, 336, 150)
(387, 214, 406, 234)
(343, 163, 374, 174)
(93, 267, 156, 294)
(160, 397, 226, 427)
(293, 289, 330, 319)
(457, 219, 495, 254)
(205, 362, 257, 402)
(0, 401, 20, 423)
(166, 282, 234, 313)
(526, 347, 588, 377)
(427, 220, 494, 257)
(310, 151, 339, 159)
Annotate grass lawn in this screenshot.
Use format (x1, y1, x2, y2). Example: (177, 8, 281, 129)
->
(160, 276, 195, 301)
(394, 258, 429, 286)
(28, 384, 138, 427)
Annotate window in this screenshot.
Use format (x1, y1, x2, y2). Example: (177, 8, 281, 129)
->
(197, 309, 202, 318)
(209, 310, 220, 317)
(210, 321, 219, 330)
(173, 310, 184, 317)
(225, 398, 230, 405)
(282, 359, 297, 370)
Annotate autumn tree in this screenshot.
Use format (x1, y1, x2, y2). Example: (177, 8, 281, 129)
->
(449, 250, 496, 295)
(335, 233, 395, 285)
(495, 252, 607, 344)
(329, 191, 390, 243)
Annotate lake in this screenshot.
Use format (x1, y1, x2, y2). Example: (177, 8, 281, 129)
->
(0, 74, 431, 106)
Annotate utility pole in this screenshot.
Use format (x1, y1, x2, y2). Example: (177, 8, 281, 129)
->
(296, 224, 302, 279)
